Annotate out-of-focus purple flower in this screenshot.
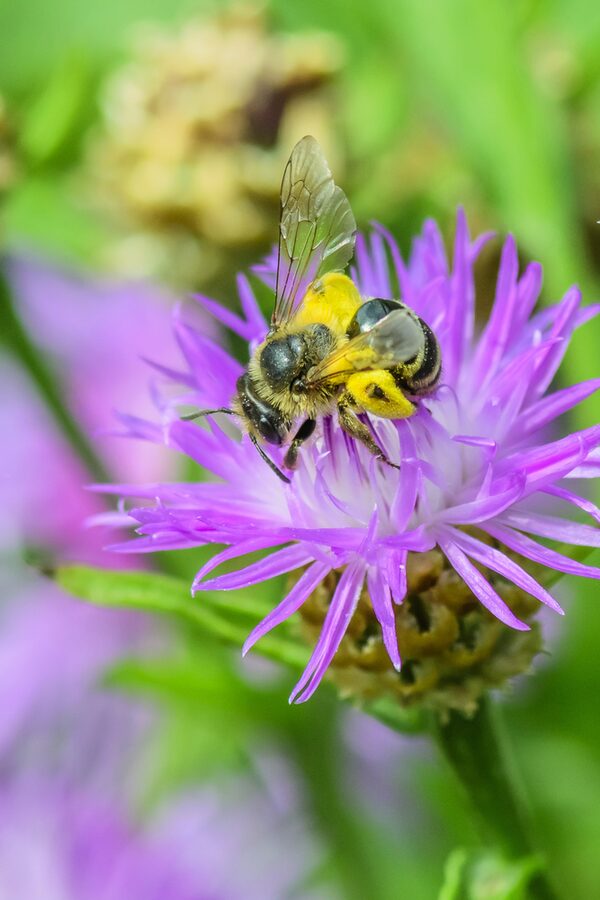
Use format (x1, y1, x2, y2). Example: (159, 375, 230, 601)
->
(0, 574, 147, 759)
(101, 213, 600, 702)
(0, 759, 336, 900)
(0, 568, 332, 900)
(0, 781, 202, 900)
(0, 255, 187, 750)
(0, 256, 338, 899)
(1, 254, 195, 558)
(152, 756, 336, 900)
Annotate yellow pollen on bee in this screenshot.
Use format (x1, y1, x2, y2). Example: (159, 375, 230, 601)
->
(292, 272, 362, 333)
(346, 370, 416, 419)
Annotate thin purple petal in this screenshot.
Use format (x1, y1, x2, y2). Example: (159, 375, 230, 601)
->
(242, 561, 331, 655)
(367, 566, 401, 670)
(198, 545, 316, 592)
(439, 539, 529, 630)
(192, 293, 255, 341)
(520, 379, 600, 438)
(484, 522, 600, 580)
(542, 485, 600, 524)
(290, 561, 365, 703)
(445, 526, 563, 614)
(499, 510, 600, 547)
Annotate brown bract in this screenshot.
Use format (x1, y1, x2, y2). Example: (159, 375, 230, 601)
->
(297, 535, 543, 718)
(85, 5, 344, 288)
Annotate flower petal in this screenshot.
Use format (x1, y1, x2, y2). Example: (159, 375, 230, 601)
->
(386, 550, 408, 604)
(290, 561, 365, 703)
(173, 314, 242, 405)
(242, 561, 331, 655)
(519, 379, 600, 438)
(473, 235, 519, 384)
(445, 527, 563, 614)
(542, 485, 600, 524)
(499, 426, 600, 493)
(438, 539, 529, 630)
(499, 510, 600, 548)
(198, 544, 316, 592)
(440, 474, 525, 525)
(236, 273, 269, 342)
(192, 537, 289, 592)
(512, 261, 543, 332)
(372, 222, 414, 306)
(367, 566, 401, 670)
(484, 523, 600, 580)
(192, 293, 255, 341)
(531, 286, 581, 397)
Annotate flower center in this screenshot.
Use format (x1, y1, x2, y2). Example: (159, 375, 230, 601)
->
(295, 536, 543, 717)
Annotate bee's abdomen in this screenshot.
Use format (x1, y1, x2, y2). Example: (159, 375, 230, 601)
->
(409, 320, 441, 392)
(347, 298, 441, 396)
(346, 298, 403, 337)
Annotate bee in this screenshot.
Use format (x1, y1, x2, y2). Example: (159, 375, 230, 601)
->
(191, 136, 441, 482)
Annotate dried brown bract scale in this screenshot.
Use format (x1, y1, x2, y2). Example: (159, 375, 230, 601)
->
(297, 534, 544, 718)
(85, 5, 344, 287)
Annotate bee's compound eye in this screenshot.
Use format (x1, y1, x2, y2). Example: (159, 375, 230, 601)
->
(260, 335, 304, 389)
(258, 414, 284, 445)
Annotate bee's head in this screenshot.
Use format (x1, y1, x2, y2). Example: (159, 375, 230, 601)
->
(236, 374, 289, 445)
(259, 334, 306, 391)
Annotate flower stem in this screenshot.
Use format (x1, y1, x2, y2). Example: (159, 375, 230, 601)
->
(0, 259, 111, 484)
(434, 697, 559, 900)
(289, 698, 382, 900)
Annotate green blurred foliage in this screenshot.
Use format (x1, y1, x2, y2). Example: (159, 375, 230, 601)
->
(2, 0, 600, 897)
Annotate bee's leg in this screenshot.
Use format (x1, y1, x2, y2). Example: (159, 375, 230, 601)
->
(337, 391, 401, 470)
(249, 433, 291, 484)
(284, 418, 316, 469)
(345, 371, 416, 420)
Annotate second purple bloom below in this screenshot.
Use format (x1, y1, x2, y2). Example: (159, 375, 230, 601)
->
(100, 212, 600, 709)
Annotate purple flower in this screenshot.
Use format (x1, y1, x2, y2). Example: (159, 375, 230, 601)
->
(1, 253, 193, 558)
(0, 763, 335, 900)
(0, 781, 202, 900)
(0, 256, 336, 898)
(103, 213, 600, 702)
(0, 571, 330, 900)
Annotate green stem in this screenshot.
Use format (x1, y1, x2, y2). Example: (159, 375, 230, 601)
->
(0, 258, 110, 484)
(435, 697, 559, 900)
(289, 699, 381, 900)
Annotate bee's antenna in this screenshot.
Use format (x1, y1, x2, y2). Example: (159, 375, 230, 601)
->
(249, 433, 291, 484)
(181, 407, 234, 422)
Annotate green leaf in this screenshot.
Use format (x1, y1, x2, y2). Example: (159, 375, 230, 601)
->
(57, 564, 193, 615)
(439, 848, 544, 900)
(4, 175, 106, 266)
(439, 848, 469, 900)
(56, 564, 308, 670)
(20, 54, 92, 167)
(378, 0, 600, 430)
(361, 695, 427, 735)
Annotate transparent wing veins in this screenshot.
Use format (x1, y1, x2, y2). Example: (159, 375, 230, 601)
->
(306, 308, 425, 386)
(272, 136, 356, 327)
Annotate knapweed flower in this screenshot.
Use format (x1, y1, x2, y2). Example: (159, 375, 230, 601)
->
(85, 5, 344, 287)
(105, 213, 600, 711)
(0, 582, 332, 900)
(1, 253, 193, 554)
(0, 781, 201, 900)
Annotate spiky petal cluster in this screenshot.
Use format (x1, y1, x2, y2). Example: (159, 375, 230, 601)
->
(104, 212, 600, 702)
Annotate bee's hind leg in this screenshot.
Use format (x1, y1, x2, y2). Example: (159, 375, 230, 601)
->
(337, 392, 400, 470)
(284, 418, 316, 469)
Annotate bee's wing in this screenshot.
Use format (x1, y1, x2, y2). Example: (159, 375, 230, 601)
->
(306, 307, 425, 386)
(272, 136, 357, 328)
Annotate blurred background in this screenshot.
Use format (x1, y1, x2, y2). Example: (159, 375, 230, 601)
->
(0, 1, 599, 898)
